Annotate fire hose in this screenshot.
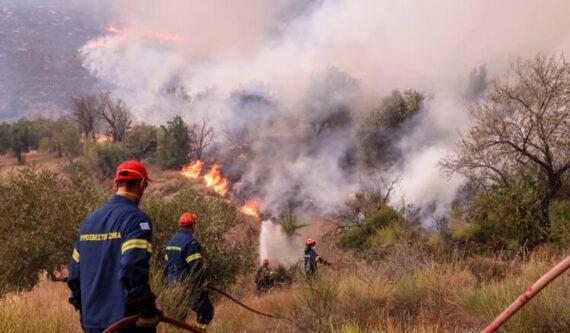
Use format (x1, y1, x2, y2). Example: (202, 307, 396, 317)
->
(482, 255, 570, 333)
(103, 314, 202, 333)
(206, 285, 290, 321)
(101, 286, 288, 332)
(51, 277, 288, 331)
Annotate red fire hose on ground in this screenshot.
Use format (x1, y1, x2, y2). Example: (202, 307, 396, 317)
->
(101, 285, 288, 332)
(103, 314, 202, 333)
(50, 277, 286, 332)
(482, 255, 570, 333)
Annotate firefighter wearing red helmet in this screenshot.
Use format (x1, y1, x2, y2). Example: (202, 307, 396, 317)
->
(68, 160, 160, 332)
(163, 212, 214, 331)
(255, 258, 273, 294)
(304, 237, 330, 277)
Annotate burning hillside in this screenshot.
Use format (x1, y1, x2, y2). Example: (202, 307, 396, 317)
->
(180, 160, 259, 217)
(181, 160, 229, 197)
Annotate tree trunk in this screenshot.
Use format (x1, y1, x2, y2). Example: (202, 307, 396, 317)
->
(15, 151, 24, 165)
(536, 176, 563, 235)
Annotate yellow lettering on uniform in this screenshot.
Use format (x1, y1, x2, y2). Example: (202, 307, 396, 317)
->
(80, 232, 122, 242)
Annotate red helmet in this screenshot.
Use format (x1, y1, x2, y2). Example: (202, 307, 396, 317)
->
(262, 259, 269, 265)
(179, 212, 198, 227)
(115, 160, 151, 182)
(305, 237, 316, 246)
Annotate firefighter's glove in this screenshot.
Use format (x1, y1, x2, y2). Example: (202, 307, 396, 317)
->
(128, 291, 162, 327)
(68, 296, 81, 311)
(136, 311, 162, 328)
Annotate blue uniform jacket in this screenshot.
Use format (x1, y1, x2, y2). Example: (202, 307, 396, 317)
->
(67, 195, 154, 330)
(163, 229, 205, 284)
(304, 246, 319, 275)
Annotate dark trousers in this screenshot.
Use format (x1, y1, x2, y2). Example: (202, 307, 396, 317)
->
(191, 291, 214, 326)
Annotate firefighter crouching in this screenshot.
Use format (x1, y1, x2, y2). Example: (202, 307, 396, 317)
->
(255, 259, 273, 294)
(164, 212, 214, 331)
(304, 237, 331, 277)
(67, 160, 160, 332)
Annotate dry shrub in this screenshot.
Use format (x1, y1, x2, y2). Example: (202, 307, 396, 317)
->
(0, 278, 81, 333)
(465, 255, 512, 283)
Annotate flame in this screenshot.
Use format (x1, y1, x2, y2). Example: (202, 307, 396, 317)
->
(107, 24, 181, 42)
(203, 164, 229, 196)
(181, 161, 229, 196)
(181, 160, 204, 179)
(240, 200, 260, 218)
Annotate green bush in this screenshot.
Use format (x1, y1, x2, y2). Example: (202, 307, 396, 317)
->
(0, 122, 11, 155)
(466, 178, 545, 250)
(549, 200, 570, 248)
(10, 119, 36, 164)
(0, 168, 104, 296)
(156, 116, 190, 170)
(357, 89, 424, 166)
(340, 201, 406, 251)
(38, 119, 82, 162)
(143, 186, 254, 289)
(89, 142, 128, 177)
(125, 123, 158, 161)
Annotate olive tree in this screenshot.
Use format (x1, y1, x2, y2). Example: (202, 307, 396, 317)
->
(0, 168, 103, 296)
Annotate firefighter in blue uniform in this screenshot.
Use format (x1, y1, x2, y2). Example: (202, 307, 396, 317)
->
(164, 212, 214, 331)
(304, 237, 330, 277)
(67, 160, 160, 333)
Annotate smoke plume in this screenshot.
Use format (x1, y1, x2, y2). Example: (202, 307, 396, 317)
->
(76, 0, 570, 259)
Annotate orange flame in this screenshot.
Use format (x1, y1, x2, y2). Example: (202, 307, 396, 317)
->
(181, 160, 204, 179)
(203, 164, 229, 196)
(240, 200, 260, 218)
(108, 24, 181, 42)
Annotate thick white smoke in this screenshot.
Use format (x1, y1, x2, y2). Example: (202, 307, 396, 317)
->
(78, 0, 570, 257)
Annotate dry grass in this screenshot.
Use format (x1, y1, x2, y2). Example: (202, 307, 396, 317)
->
(0, 278, 81, 333)
(2, 253, 569, 332)
(0, 151, 66, 177)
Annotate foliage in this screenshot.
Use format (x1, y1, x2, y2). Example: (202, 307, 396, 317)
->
(461, 178, 544, 250)
(0, 168, 103, 296)
(38, 119, 82, 162)
(549, 200, 570, 248)
(357, 89, 424, 166)
(124, 123, 158, 161)
(0, 122, 11, 155)
(156, 115, 190, 170)
(9, 119, 36, 164)
(142, 186, 254, 289)
(340, 200, 406, 251)
(89, 142, 128, 178)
